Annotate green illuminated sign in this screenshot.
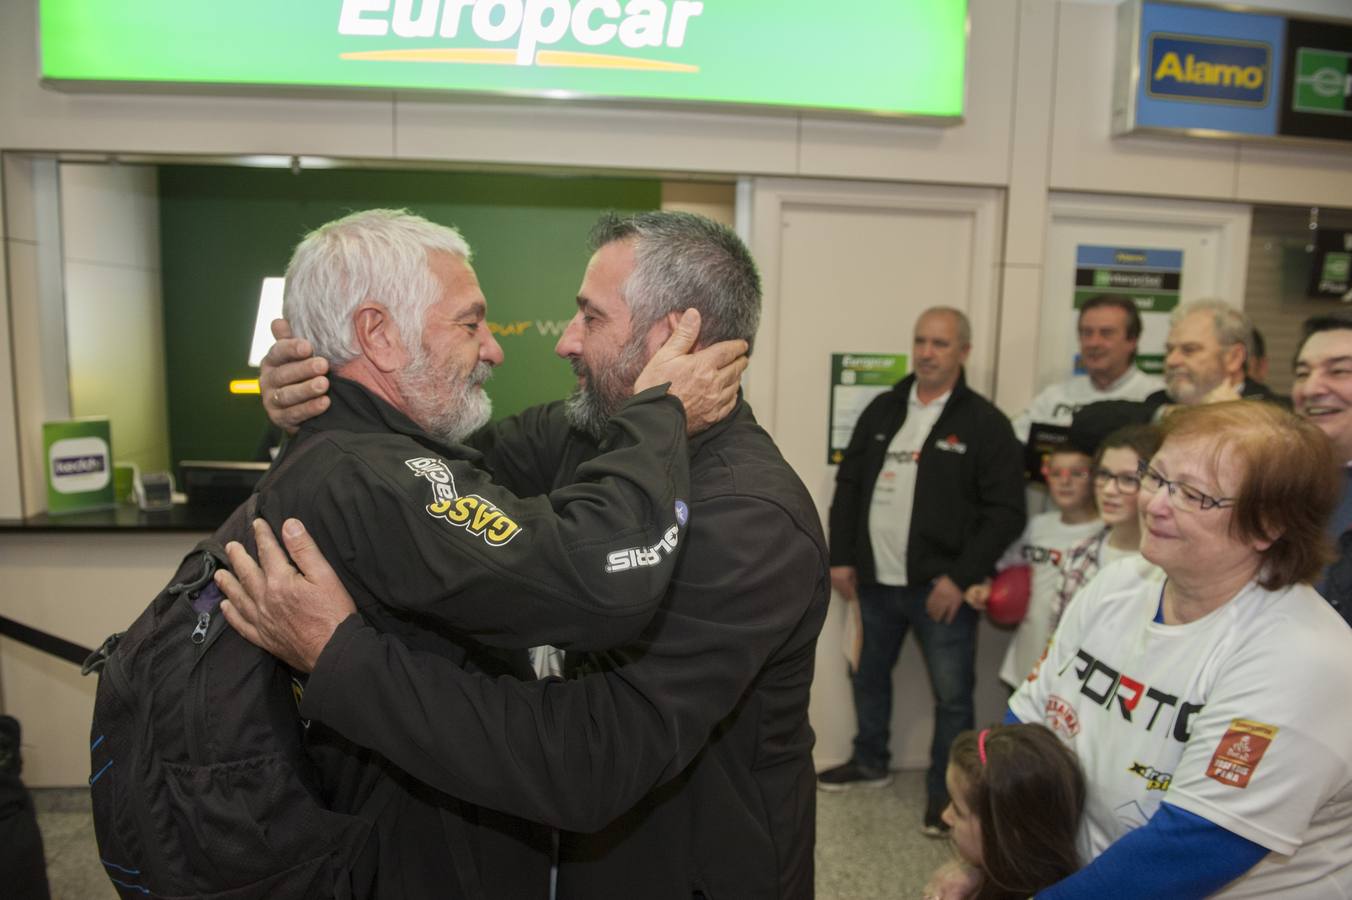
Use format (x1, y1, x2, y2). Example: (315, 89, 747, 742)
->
(39, 0, 967, 118)
(1294, 48, 1352, 116)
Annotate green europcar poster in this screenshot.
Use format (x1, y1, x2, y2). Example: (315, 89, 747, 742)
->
(38, 0, 967, 119)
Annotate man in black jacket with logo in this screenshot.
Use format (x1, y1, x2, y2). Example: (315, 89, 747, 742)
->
(226, 211, 828, 899)
(819, 306, 1024, 835)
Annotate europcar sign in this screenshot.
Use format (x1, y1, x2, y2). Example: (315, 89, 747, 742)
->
(38, 0, 968, 120)
(1115, 0, 1352, 145)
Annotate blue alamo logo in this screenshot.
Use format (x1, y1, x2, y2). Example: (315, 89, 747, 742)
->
(1147, 34, 1270, 106)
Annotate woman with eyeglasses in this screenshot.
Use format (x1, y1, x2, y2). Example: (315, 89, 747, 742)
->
(1050, 424, 1163, 631)
(1004, 401, 1352, 898)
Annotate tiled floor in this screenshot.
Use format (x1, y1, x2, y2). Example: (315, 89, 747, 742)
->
(36, 771, 954, 899)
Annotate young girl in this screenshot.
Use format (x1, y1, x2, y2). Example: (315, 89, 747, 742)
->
(967, 446, 1101, 689)
(1050, 424, 1162, 630)
(925, 724, 1086, 900)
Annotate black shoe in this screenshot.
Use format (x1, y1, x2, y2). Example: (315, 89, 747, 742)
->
(920, 808, 952, 839)
(817, 761, 892, 792)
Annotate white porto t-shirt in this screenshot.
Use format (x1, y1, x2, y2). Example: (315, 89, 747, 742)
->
(1011, 559, 1352, 898)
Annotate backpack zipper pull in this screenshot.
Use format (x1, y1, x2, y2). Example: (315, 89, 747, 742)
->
(190, 611, 210, 644)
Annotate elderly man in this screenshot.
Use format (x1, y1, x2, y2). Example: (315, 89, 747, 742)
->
(207, 208, 748, 899)
(225, 211, 829, 898)
(819, 307, 1025, 836)
(1012, 294, 1161, 442)
(1144, 299, 1281, 414)
(1293, 312, 1352, 626)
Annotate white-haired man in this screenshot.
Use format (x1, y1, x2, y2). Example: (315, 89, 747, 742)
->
(1144, 299, 1281, 415)
(223, 210, 829, 898)
(215, 208, 745, 899)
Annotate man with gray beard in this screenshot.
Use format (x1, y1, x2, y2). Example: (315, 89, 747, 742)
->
(218, 208, 746, 900)
(228, 210, 830, 899)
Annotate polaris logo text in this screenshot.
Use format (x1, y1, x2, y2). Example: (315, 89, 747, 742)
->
(605, 524, 678, 573)
(339, 0, 705, 69)
(1147, 34, 1270, 107)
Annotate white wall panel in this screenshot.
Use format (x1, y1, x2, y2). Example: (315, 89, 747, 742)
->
(394, 97, 800, 175)
(1236, 144, 1352, 208)
(58, 164, 160, 268)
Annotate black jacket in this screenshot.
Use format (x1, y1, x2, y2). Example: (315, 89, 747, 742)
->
(829, 371, 1025, 590)
(301, 397, 829, 900)
(258, 377, 693, 899)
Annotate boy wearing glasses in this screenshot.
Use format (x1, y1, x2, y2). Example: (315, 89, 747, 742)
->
(967, 444, 1100, 689)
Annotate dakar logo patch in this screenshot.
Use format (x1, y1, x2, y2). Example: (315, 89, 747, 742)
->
(405, 456, 521, 546)
(1206, 719, 1277, 789)
(1044, 694, 1081, 738)
(933, 433, 968, 454)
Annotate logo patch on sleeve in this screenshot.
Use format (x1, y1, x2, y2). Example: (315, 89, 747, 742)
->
(604, 524, 679, 573)
(405, 456, 522, 546)
(1206, 719, 1277, 789)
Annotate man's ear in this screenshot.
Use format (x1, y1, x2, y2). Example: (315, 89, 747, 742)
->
(643, 311, 684, 357)
(353, 303, 409, 373)
(1223, 342, 1247, 381)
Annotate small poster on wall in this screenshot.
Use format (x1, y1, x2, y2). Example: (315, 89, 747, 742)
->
(1309, 229, 1352, 300)
(1073, 245, 1183, 374)
(828, 353, 909, 464)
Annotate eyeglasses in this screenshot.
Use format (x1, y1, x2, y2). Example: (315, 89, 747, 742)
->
(1093, 468, 1142, 495)
(1043, 466, 1090, 481)
(1136, 462, 1236, 512)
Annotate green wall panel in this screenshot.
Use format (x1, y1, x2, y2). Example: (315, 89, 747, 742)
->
(159, 165, 660, 467)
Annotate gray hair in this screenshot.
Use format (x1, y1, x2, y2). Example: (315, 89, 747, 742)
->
(588, 211, 761, 351)
(1171, 299, 1254, 360)
(284, 209, 472, 367)
(919, 306, 972, 347)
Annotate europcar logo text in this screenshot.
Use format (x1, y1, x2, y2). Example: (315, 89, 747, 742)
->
(338, 0, 704, 72)
(1147, 33, 1270, 106)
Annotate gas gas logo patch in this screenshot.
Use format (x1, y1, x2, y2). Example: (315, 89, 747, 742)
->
(406, 456, 522, 546)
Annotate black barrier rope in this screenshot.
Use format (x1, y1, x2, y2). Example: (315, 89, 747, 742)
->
(0, 615, 93, 667)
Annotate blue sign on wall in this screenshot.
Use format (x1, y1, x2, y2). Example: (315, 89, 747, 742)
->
(1147, 35, 1270, 106)
(1135, 2, 1285, 136)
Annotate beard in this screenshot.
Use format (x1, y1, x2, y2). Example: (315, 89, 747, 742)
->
(1164, 366, 1219, 406)
(563, 332, 648, 440)
(399, 352, 494, 445)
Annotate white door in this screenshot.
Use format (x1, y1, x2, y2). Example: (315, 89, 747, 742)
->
(744, 177, 1006, 770)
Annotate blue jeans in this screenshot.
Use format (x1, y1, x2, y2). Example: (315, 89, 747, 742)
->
(850, 581, 977, 814)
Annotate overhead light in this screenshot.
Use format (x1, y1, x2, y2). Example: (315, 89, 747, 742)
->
(249, 277, 286, 366)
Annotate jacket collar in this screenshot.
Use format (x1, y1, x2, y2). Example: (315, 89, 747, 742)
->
(892, 369, 969, 404)
(688, 392, 751, 456)
(298, 376, 481, 462)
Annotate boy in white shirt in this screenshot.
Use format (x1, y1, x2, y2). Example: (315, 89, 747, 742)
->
(967, 446, 1101, 689)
